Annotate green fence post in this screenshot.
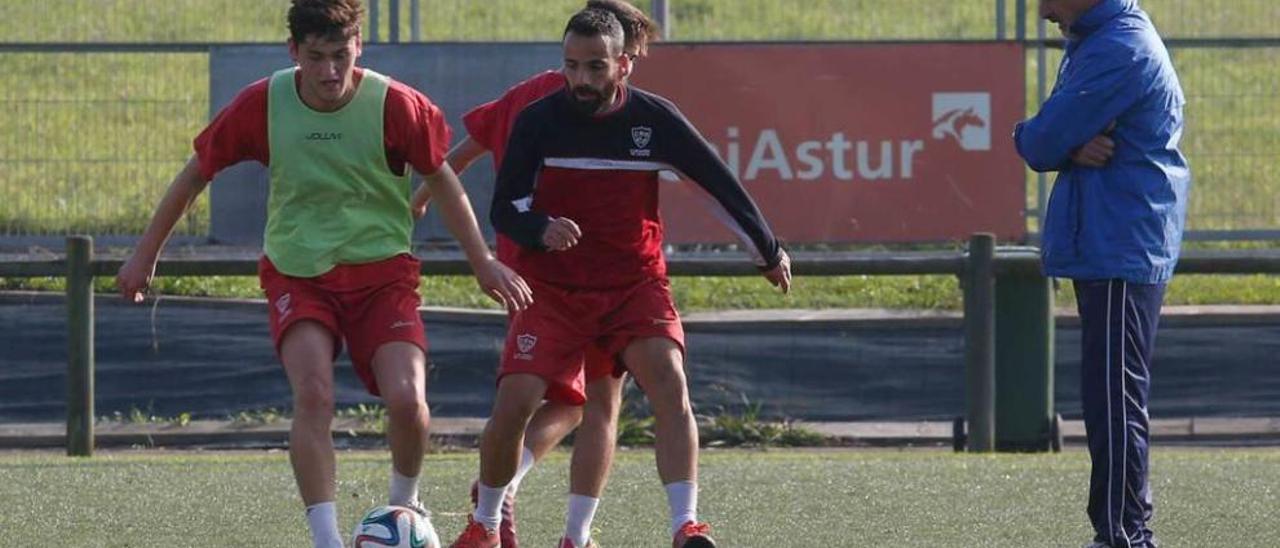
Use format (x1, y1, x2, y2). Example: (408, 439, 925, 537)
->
(994, 247, 1057, 451)
(66, 235, 95, 457)
(964, 233, 996, 452)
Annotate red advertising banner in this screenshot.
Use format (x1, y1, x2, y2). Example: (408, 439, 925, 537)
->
(631, 43, 1026, 243)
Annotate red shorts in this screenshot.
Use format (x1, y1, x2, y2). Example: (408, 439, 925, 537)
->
(500, 277, 685, 405)
(259, 254, 426, 396)
(502, 321, 619, 386)
(499, 240, 618, 389)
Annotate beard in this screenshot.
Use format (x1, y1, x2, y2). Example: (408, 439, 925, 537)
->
(568, 83, 613, 115)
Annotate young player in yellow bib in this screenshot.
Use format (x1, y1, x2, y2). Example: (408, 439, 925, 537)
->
(116, 1, 531, 546)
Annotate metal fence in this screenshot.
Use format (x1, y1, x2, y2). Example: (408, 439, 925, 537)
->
(1, 0, 1278, 241)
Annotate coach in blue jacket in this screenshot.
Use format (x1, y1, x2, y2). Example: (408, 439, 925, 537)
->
(1014, 0, 1188, 546)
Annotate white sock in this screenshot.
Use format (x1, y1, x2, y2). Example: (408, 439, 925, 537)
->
(664, 481, 698, 536)
(508, 447, 537, 496)
(564, 494, 600, 547)
(389, 469, 420, 507)
(305, 502, 344, 548)
(473, 482, 507, 531)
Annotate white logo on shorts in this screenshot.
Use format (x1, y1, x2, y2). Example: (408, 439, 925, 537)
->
(275, 293, 293, 322)
(515, 333, 537, 360)
(390, 320, 415, 330)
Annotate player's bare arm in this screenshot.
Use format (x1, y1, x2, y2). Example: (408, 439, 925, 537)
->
(117, 156, 209, 303)
(420, 162, 533, 311)
(412, 136, 490, 219)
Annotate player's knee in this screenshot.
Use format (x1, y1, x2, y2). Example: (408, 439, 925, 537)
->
(293, 383, 335, 421)
(644, 373, 692, 419)
(492, 377, 546, 425)
(564, 404, 586, 428)
(584, 389, 620, 421)
(650, 393, 693, 421)
(382, 387, 427, 424)
(643, 361, 688, 396)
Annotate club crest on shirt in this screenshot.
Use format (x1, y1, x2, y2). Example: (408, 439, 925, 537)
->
(515, 333, 537, 360)
(630, 126, 652, 157)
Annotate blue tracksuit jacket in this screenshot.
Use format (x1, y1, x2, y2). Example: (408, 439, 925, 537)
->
(1014, 0, 1189, 283)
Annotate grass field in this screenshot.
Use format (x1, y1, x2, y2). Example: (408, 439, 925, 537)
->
(1, 447, 1278, 546)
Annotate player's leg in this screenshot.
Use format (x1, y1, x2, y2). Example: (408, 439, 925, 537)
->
(366, 339, 442, 548)
(279, 320, 344, 548)
(507, 397, 583, 500)
(370, 341, 430, 504)
(622, 338, 715, 548)
(475, 398, 582, 548)
(451, 373, 548, 547)
(262, 256, 347, 548)
(482, 374, 550, 491)
(452, 278, 592, 548)
(525, 401, 584, 462)
(605, 278, 714, 547)
(343, 258, 432, 511)
(561, 370, 625, 548)
(621, 338, 696, 486)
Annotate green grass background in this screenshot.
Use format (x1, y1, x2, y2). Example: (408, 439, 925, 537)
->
(6, 272, 1280, 310)
(1, 448, 1278, 546)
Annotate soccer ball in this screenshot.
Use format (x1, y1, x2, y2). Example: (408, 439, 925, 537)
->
(351, 505, 440, 548)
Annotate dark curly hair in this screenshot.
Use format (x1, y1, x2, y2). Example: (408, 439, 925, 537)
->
(563, 8, 626, 56)
(287, 0, 363, 44)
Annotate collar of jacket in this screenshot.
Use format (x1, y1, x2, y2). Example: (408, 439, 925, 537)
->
(1070, 0, 1135, 37)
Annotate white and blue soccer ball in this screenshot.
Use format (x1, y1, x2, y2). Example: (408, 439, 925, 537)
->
(351, 505, 440, 548)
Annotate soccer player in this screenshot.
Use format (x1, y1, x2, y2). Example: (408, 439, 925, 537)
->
(448, 8, 791, 548)
(1016, 1, 1188, 546)
(114, 2, 531, 547)
(413, 2, 659, 547)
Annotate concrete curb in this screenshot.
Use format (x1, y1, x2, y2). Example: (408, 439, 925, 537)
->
(5, 417, 1280, 450)
(0, 418, 488, 450)
(798, 417, 1280, 447)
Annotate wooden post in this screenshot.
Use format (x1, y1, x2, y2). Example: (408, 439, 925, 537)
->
(964, 233, 996, 452)
(66, 235, 95, 457)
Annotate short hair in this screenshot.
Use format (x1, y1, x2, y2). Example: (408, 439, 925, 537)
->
(563, 8, 626, 56)
(287, 0, 364, 44)
(585, 0, 661, 58)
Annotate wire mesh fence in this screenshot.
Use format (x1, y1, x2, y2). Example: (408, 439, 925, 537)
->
(0, 51, 208, 237)
(0, 0, 1276, 239)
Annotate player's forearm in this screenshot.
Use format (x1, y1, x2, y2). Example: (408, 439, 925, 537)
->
(422, 165, 495, 266)
(409, 181, 432, 213)
(412, 138, 490, 213)
(132, 157, 208, 263)
(490, 202, 550, 251)
(446, 136, 489, 176)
